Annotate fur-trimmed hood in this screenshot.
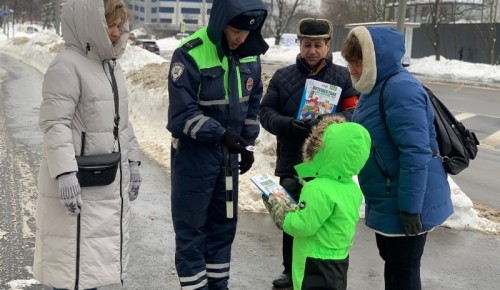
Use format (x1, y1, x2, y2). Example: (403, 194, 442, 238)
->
(347, 26, 405, 94)
(294, 115, 371, 180)
(61, 0, 129, 61)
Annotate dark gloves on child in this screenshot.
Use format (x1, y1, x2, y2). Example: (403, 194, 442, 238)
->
(262, 194, 297, 230)
(400, 211, 423, 236)
(239, 150, 254, 174)
(221, 130, 248, 154)
(290, 118, 319, 139)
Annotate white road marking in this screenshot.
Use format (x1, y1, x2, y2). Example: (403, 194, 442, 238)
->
(480, 130, 500, 149)
(454, 112, 476, 122)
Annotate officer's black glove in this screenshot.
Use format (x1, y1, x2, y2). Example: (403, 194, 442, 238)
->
(400, 212, 423, 236)
(280, 177, 302, 200)
(221, 130, 248, 154)
(290, 118, 319, 139)
(239, 150, 254, 174)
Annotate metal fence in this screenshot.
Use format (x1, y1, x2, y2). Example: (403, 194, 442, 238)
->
(331, 23, 500, 65)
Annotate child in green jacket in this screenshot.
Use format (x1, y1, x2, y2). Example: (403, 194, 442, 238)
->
(263, 115, 371, 290)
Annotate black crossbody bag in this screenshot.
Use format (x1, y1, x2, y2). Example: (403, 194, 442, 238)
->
(76, 61, 122, 187)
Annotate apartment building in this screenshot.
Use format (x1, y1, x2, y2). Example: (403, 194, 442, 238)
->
(126, 0, 271, 36)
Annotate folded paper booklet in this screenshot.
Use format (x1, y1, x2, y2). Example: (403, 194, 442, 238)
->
(250, 173, 297, 208)
(297, 78, 343, 120)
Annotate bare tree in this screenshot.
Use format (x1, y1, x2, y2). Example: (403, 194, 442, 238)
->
(429, 0, 443, 61)
(484, 0, 499, 64)
(1, 0, 48, 24)
(265, 0, 307, 45)
(424, 0, 482, 61)
(320, 0, 389, 25)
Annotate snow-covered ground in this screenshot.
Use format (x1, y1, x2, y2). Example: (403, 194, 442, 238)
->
(0, 27, 499, 235)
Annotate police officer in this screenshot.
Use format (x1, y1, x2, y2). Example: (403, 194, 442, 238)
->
(167, 0, 268, 289)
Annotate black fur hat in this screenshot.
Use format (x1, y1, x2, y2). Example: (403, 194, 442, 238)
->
(297, 18, 333, 40)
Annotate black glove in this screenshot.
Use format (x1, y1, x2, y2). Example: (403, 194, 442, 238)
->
(290, 118, 319, 139)
(400, 212, 423, 236)
(239, 150, 254, 174)
(221, 130, 248, 154)
(280, 177, 302, 200)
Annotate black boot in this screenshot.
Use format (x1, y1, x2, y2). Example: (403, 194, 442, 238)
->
(272, 271, 292, 288)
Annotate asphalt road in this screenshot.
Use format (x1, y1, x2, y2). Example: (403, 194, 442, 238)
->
(1, 53, 500, 290)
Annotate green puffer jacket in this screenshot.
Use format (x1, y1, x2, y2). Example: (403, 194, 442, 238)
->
(282, 116, 371, 289)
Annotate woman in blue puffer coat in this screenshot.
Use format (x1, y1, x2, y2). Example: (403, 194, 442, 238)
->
(341, 26, 453, 290)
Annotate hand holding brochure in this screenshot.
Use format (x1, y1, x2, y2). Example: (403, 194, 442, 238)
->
(251, 173, 297, 209)
(297, 79, 343, 120)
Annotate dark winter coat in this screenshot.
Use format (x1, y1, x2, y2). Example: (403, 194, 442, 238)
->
(349, 26, 453, 235)
(259, 56, 358, 177)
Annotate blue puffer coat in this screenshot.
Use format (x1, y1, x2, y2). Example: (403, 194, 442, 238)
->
(349, 26, 453, 235)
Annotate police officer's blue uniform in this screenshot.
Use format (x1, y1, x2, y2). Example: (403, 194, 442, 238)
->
(167, 0, 268, 289)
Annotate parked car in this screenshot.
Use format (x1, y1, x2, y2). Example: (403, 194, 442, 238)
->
(24, 25, 39, 33)
(133, 39, 160, 55)
(175, 33, 190, 40)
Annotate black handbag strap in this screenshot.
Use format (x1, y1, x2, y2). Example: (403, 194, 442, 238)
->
(108, 61, 120, 143)
(80, 60, 121, 156)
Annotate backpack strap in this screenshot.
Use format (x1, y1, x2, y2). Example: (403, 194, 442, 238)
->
(372, 73, 400, 194)
(379, 72, 400, 121)
(380, 73, 441, 159)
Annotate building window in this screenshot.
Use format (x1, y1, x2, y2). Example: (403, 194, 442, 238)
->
(160, 18, 173, 23)
(184, 19, 198, 24)
(140, 7, 145, 13)
(159, 7, 175, 13)
(181, 8, 200, 14)
(151, 18, 158, 23)
(152, 7, 157, 13)
(180, 0, 202, 2)
(160, 0, 176, 2)
(207, 8, 211, 15)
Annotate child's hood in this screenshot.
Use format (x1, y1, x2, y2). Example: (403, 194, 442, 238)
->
(295, 115, 371, 180)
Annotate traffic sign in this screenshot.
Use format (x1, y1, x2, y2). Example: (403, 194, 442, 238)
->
(0, 11, 9, 17)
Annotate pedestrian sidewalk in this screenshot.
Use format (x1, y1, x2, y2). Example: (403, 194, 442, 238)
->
(414, 73, 500, 89)
(24, 148, 500, 290)
(100, 154, 500, 290)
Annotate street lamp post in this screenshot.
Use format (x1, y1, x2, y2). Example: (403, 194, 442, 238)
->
(10, 8, 13, 38)
(396, 0, 408, 33)
(54, 0, 60, 35)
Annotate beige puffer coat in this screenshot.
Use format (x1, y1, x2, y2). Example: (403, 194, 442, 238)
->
(33, 0, 139, 288)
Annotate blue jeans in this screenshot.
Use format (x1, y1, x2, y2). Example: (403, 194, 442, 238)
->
(375, 232, 427, 290)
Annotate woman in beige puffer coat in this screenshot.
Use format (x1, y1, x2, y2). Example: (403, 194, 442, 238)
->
(33, 0, 141, 289)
